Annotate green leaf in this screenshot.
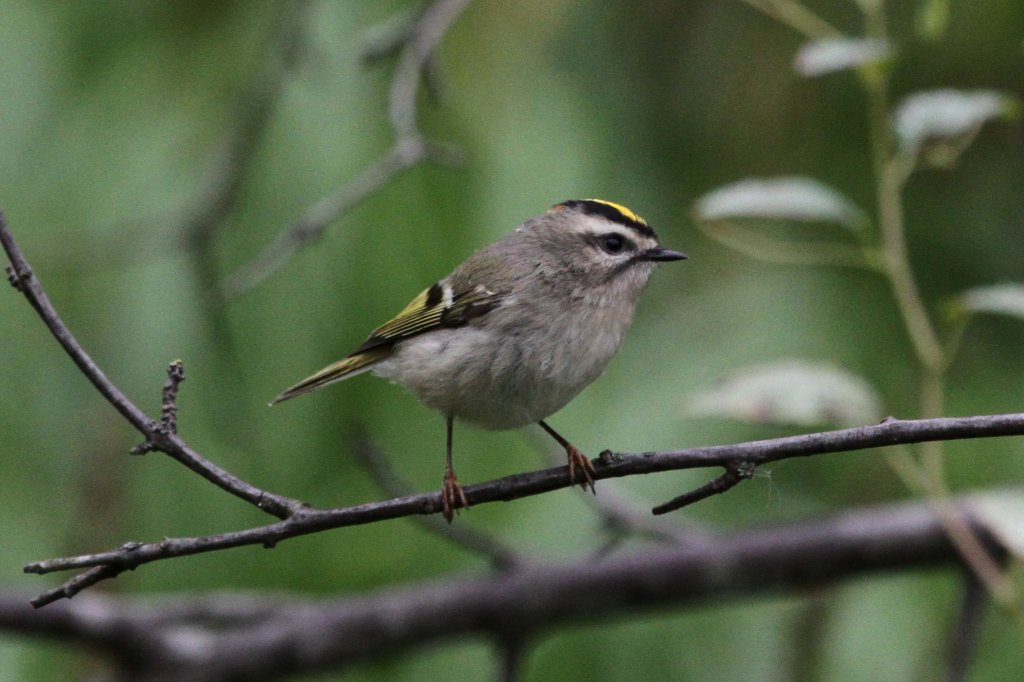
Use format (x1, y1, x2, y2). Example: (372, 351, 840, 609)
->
(793, 38, 890, 77)
(894, 89, 1021, 158)
(693, 177, 865, 231)
(968, 489, 1024, 559)
(915, 0, 950, 41)
(686, 360, 883, 428)
(949, 283, 1024, 321)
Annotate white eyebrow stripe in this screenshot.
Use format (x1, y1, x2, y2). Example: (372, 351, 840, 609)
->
(572, 221, 621, 237)
(572, 220, 643, 242)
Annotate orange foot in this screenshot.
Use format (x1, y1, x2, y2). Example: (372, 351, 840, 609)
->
(441, 469, 470, 524)
(566, 444, 597, 494)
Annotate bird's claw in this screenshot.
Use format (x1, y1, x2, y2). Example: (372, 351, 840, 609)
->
(441, 469, 469, 524)
(566, 444, 597, 494)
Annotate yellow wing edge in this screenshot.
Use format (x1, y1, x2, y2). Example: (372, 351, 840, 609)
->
(270, 347, 391, 405)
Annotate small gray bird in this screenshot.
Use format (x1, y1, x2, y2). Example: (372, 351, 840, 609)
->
(273, 199, 686, 522)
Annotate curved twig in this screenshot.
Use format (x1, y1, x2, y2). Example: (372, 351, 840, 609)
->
(1, 214, 304, 521)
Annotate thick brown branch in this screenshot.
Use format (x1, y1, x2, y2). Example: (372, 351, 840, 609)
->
(0, 497, 1007, 680)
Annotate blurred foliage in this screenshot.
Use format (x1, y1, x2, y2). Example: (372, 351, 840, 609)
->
(1, 0, 1023, 680)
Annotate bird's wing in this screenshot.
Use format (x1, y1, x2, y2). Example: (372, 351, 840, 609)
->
(352, 281, 504, 354)
(271, 280, 505, 404)
(270, 346, 392, 404)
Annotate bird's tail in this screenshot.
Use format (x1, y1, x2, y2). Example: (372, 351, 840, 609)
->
(270, 347, 391, 405)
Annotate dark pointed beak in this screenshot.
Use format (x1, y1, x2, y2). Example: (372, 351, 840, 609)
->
(643, 247, 688, 262)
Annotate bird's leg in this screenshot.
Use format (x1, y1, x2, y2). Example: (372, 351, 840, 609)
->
(442, 414, 469, 523)
(538, 420, 596, 494)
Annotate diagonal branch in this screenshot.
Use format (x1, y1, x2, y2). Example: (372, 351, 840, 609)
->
(220, 0, 472, 299)
(218, 138, 431, 298)
(1, 215, 304, 522)
(652, 462, 756, 515)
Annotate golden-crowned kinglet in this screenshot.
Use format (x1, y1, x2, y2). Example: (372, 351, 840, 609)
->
(273, 199, 686, 522)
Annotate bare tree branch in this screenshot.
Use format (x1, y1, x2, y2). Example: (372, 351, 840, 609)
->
(945, 569, 989, 682)
(179, 2, 313, 401)
(497, 635, 527, 682)
(387, 0, 471, 138)
(531, 432, 712, 549)
(5, 210, 1024, 606)
(1, 214, 305, 525)
(21, 408, 1024, 607)
(220, 0, 472, 299)
(652, 461, 756, 515)
(0, 496, 1007, 681)
(218, 138, 429, 298)
(183, 1, 310, 267)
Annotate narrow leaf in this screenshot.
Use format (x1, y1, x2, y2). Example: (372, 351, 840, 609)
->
(950, 283, 1024, 321)
(794, 38, 890, 77)
(686, 360, 882, 428)
(894, 89, 1020, 157)
(968, 490, 1024, 559)
(693, 177, 865, 230)
(915, 0, 950, 41)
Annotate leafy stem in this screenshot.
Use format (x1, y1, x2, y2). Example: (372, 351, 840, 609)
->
(858, 1, 1014, 608)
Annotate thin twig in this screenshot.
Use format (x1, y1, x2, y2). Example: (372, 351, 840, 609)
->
(30, 565, 127, 608)
(586, 478, 714, 548)
(736, 0, 1015, 618)
(388, 0, 471, 138)
(220, 0, 472, 299)
(0, 215, 304, 521)
(856, 2, 1009, 608)
(182, 2, 312, 400)
(184, 1, 310, 265)
(130, 360, 186, 455)
(21, 412, 1024, 605)
(219, 138, 429, 298)
(945, 569, 990, 682)
(738, 0, 841, 39)
(652, 462, 756, 515)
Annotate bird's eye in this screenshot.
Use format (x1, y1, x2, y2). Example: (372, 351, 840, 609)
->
(600, 233, 625, 254)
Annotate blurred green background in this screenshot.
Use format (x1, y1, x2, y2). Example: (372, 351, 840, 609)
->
(1, 0, 1023, 679)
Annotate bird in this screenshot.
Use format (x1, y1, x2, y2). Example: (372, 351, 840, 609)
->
(272, 199, 686, 522)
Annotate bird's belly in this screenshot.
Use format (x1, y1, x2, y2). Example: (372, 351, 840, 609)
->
(373, 322, 624, 430)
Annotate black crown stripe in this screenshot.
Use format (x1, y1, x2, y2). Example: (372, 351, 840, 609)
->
(554, 199, 655, 238)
